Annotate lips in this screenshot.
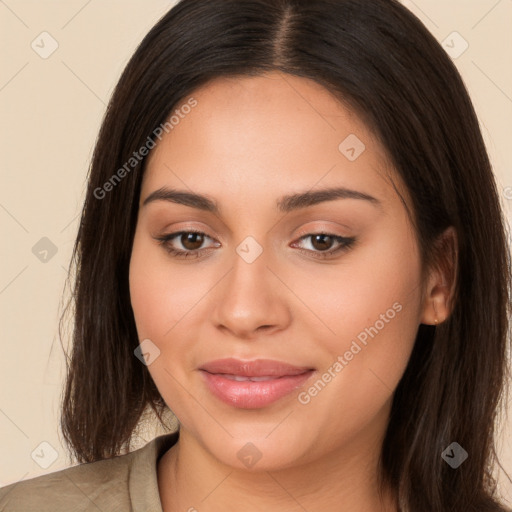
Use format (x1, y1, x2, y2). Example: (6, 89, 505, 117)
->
(199, 358, 315, 409)
(199, 358, 312, 377)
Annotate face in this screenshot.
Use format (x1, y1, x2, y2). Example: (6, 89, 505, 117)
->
(129, 71, 427, 471)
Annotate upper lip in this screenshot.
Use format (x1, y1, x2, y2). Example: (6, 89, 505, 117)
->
(199, 358, 314, 377)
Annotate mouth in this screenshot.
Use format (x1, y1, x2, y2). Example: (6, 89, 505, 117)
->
(198, 358, 316, 409)
(210, 374, 287, 382)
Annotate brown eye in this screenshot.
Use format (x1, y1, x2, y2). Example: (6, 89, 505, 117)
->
(310, 234, 336, 251)
(155, 230, 219, 259)
(180, 232, 206, 251)
(292, 233, 356, 259)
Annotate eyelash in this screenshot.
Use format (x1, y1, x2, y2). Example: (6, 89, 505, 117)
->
(155, 229, 356, 260)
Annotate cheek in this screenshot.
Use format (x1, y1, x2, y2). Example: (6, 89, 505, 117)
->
(129, 236, 202, 424)
(128, 232, 220, 412)
(295, 223, 423, 435)
(294, 219, 422, 357)
(297, 296, 419, 455)
(129, 233, 203, 340)
(129, 250, 167, 340)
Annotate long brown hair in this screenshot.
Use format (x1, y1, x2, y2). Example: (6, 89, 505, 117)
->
(59, 1, 512, 510)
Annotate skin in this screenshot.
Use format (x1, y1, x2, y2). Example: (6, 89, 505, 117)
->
(129, 71, 455, 512)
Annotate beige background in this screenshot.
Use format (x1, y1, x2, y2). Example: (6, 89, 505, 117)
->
(1, 0, 511, 505)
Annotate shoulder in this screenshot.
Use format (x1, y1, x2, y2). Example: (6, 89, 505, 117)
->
(0, 432, 179, 512)
(0, 453, 133, 512)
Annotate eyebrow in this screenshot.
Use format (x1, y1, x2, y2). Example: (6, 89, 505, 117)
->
(142, 186, 380, 213)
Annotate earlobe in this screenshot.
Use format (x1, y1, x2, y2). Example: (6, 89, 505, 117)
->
(420, 226, 458, 326)
(421, 290, 448, 326)
(433, 301, 439, 326)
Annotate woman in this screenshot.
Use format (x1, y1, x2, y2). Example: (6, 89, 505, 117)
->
(1, 0, 510, 510)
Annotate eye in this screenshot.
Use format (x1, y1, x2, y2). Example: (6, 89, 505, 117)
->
(155, 230, 219, 259)
(291, 233, 356, 259)
(154, 230, 356, 260)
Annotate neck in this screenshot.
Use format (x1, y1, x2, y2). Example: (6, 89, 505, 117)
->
(158, 427, 398, 512)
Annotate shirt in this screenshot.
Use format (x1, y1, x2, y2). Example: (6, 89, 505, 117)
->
(0, 431, 180, 512)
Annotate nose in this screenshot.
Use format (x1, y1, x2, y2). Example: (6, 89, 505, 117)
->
(211, 248, 291, 340)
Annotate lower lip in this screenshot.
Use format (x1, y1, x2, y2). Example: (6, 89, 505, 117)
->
(200, 370, 314, 409)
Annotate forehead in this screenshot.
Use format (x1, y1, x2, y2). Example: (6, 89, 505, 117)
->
(190, 71, 354, 120)
(141, 72, 405, 213)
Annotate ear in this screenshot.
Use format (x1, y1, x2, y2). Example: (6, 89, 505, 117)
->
(420, 226, 458, 326)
